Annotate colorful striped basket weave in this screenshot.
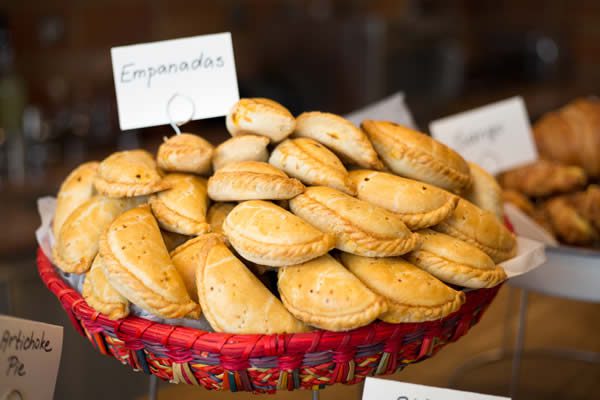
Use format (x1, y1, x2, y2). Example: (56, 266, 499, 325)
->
(37, 247, 502, 394)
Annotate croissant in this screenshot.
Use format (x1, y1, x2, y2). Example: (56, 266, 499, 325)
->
(566, 185, 600, 232)
(498, 160, 587, 197)
(543, 197, 599, 245)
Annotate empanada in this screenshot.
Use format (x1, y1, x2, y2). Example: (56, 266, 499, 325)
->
(99, 205, 200, 319)
(362, 120, 471, 192)
(434, 199, 517, 263)
(149, 173, 210, 235)
(464, 162, 503, 220)
(349, 170, 458, 230)
(289, 186, 419, 257)
(405, 229, 507, 289)
(226, 98, 295, 142)
(207, 161, 304, 201)
(95, 150, 169, 197)
(82, 255, 129, 320)
(269, 138, 356, 195)
(157, 133, 214, 175)
(293, 112, 383, 169)
(206, 202, 236, 236)
(223, 200, 335, 266)
(277, 254, 387, 331)
(198, 241, 308, 333)
(53, 161, 99, 238)
(212, 135, 270, 171)
(53, 196, 143, 274)
(340, 253, 465, 322)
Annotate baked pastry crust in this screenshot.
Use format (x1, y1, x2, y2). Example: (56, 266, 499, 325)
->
(405, 229, 507, 289)
(544, 197, 599, 245)
(223, 200, 335, 267)
(434, 199, 517, 263)
(95, 150, 169, 197)
(498, 160, 587, 197)
(269, 138, 356, 195)
(53, 161, 99, 238)
(82, 255, 129, 320)
(277, 254, 387, 331)
(157, 133, 214, 175)
(340, 253, 465, 322)
(149, 173, 210, 235)
(207, 161, 304, 201)
(212, 134, 270, 171)
(503, 190, 535, 215)
(161, 230, 192, 252)
(198, 242, 308, 334)
(289, 186, 419, 257)
(206, 202, 236, 237)
(362, 120, 471, 192)
(293, 111, 383, 169)
(99, 205, 200, 319)
(464, 162, 503, 220)
(349, 170, 458, 229)
(226, 98, 295, 142)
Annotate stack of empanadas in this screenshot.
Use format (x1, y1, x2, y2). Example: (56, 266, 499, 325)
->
(50, 96, 513, 334)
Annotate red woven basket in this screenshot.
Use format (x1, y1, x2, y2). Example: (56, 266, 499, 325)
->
(37, 247, 501, 394)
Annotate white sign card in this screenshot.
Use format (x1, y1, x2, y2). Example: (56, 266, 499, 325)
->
(0, 315, 63, 400)
(429, 96, 537, 175)
(363, 377, 510, 400)
(345, 92, 417, 129)
(111, 32, 240, 130)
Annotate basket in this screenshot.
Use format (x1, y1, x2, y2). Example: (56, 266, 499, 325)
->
(37, 247, 501, 394)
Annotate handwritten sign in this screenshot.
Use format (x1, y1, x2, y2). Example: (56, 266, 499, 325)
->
(111, 32, 240, 130)
(363, 377, 510, 400)
(429, 97, 537, 174)
(0, 315, 63, 400)
(344, 92, 417, 129)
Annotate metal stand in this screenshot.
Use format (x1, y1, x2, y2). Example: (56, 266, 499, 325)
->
(312, 389, 320, 400)
(148, 375, 158, 400)
(509, 289, 528, 399)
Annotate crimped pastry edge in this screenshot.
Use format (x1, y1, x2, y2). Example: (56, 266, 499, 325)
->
(94, 176, 170, 198)
(394, 196, 459, 230)
(207, 172, 304, 201)
(52, 244, 93, 274)
(82, 275, 130, 320)
(380, 290, 465, 323)
(149, 195, 211, 236)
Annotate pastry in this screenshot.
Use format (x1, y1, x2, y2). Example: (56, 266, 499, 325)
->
(543, 197, 598, 245)
(289, 186, 419, 257)
(568, 185, 600, 231)
(405, 229, 507, 289)
(222, 200, 335, 267)
(277, 254, 387, 331)
(161, 230, 192, 252)
(206, 202, 236, 236)
(362, 120, 471, 192)
(149, 173, 210, 235)
(53, 161, 99, 238)
(52, 196, 143, 274)
(498, 160, 587, 197)
(340, 253, 464, 322)
(349, 170, 458, 229)
(226, 98, 295, 142)
(197, 241, 308, 333)
(269, 138, 356, 195)
(99, 205, 200, 319)
(82, 255, 129, 320)
(434, 199, 517, 263)
(95, 150, 169, 197)
(293, 111, 383, 169)
(207, 161, 304, 201)
(464, 162, 503, 220)
(502, 190, 535, 215)
(212, 134, 270, 171)
(156, 133, 214, 175)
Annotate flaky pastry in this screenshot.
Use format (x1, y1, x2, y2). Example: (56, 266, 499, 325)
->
(464, 162, 503, 220)
(498, 160, 587, 197)
(156, 133, 214, 175)
(212, 134, 270, 171)
(226, 98, 295, 142)
(82, 255, 129, 320)
(544, 197, 599, 245)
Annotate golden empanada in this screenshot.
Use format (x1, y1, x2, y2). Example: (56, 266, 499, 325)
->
(82, 255, 129, 320)
(464, 162, 503, 220)
(340, 253, 465, 322)
(289, 187, 419, 257)
(95, 150, 169, 197)
(198, 242, 308, 334)
(223, 200, 335, 266)
(157, 133, 214, 175)
(207, 161, 304, 201)
(269, 138, 356, 195)
(212, 135, 270, 171)
(405, 229, 507, 289)
(293, 112, 383, 169)
(53, 161, 99, 238)
(226, 98, 295, 142)
(53, 196, 143, 274)
(99, 205, 200, 319)
(349, 170, 458, 229)
(277, 254, 387, 331)
(149, 173, 210, 235)
(434, 199, 517, 263)
(362, 120, 471, 192)
(206, 202, 236, 236)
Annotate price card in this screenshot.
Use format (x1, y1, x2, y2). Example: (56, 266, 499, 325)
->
(429, 96, 537, 174)
(0, 315, 63, 400)
(345, 92, 417, 129)
(363, 377, 510, 400)
(111, 32, 240, 130)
